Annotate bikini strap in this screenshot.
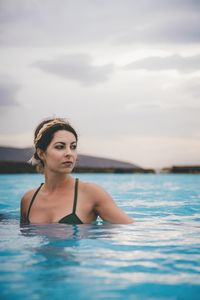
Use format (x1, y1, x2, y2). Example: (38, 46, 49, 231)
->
(26, 183, 44, 221)
(72, 178, 79, 214)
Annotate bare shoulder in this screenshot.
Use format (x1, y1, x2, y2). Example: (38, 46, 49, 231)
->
(80, 181, 105, 192)
(78, 180, 133, 224)
(20, 188, 37, 220)
(21, 189, 36, 206)
(79, 180, 111, 202)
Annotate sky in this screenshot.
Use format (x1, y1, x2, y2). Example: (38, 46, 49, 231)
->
(0, 0, 200, 169)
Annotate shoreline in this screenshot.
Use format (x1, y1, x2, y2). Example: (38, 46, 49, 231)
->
(0, 161, 155, 174)
(0, 161, 200, 174)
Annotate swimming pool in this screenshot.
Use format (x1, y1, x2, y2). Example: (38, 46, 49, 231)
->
(0, 173, 200, 299)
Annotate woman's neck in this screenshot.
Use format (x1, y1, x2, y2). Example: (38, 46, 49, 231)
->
(43, 172, 73, 192)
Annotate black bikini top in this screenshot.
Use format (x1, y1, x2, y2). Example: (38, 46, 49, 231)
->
(26, 178, 83, 224)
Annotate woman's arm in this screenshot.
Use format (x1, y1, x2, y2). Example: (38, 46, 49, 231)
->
(92, 184, 133, 224)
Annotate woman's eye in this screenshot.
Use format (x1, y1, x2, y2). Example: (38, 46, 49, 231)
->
(71, 144, 77, 150)
(55, 145, 64, 149)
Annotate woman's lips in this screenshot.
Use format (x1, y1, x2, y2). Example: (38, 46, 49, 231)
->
(62, 161, 73, 166)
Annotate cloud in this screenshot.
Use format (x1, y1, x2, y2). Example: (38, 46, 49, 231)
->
(33, 54, 114, 85)
(1, 1, 200, 168)
(182, 77, 200, 98)
(115, 4, 200, 45)
(124, 54, 200, 73)
(0, 0, 199, 46)
(0, 76, 19, 106)
(76, 99, 200, 141)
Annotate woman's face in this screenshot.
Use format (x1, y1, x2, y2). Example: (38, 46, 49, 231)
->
(40, 130, 77, 174)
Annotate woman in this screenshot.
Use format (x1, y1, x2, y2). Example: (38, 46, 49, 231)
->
(20, 118, 133, 224)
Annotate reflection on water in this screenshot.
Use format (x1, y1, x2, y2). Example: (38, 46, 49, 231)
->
(19, 222, 120, 241)
(0, 174, 200, 300)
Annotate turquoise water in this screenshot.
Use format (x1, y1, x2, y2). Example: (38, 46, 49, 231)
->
(0, 173, 200, 300)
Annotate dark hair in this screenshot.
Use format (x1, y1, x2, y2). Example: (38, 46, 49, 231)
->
(33, 118, 78, 171)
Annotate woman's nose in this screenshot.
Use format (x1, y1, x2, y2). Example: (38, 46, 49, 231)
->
(65, 147, 72, 156)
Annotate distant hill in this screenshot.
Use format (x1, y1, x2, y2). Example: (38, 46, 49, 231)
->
(0, 146, 154, 173)
(0, 146, 138, 168)
(161, 165, 200, 174)
(0, 146, 34, 162)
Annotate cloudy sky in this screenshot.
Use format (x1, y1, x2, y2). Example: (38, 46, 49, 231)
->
(0, 0, 200, 169)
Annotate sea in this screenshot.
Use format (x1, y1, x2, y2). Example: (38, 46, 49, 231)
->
(0, 173, 200, 300)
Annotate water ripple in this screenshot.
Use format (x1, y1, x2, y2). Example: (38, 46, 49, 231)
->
(0, 174, 200, 300)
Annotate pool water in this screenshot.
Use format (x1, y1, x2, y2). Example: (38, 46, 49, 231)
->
(0, 173, 200, 300)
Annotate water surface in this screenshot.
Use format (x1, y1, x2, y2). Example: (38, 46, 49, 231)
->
(0, 173, 200, 299)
